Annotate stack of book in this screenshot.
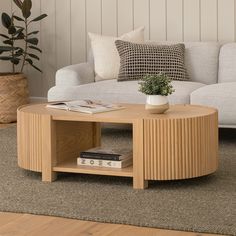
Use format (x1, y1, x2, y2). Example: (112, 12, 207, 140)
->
(77, 147, 132, 169)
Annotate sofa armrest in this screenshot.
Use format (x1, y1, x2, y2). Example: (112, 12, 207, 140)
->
(56, 63, 95, 86)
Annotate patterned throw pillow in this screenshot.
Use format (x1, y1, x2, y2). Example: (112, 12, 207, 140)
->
(115, 40, 189, 81)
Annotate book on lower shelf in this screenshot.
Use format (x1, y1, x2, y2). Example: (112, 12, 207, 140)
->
(80, 147, 132, 161)
(77, 147, 133, 168)
(77, 156, 132, 169)
(46, 99, 125, 114)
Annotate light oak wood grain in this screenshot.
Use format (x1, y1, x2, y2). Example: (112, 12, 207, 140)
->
(53, 158, 133, 177)
(0, 212, 223, 236)
(144, 113, 218, 180)
(17, 103, 218, 189)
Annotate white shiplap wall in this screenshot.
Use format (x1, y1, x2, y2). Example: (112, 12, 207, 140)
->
(0, 0, 236, 97)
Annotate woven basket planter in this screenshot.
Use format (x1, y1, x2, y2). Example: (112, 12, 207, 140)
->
(0, 73, 29, 123)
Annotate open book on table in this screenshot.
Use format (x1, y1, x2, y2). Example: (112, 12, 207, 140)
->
(46, 100, 125, 114)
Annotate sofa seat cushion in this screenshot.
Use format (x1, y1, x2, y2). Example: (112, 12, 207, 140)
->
(191, 82, 236, 126)
(48, 80, 206, 105)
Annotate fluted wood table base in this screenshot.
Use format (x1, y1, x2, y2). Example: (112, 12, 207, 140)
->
(17, 104, 218, 189)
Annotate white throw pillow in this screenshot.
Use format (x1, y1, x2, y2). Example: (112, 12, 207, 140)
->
(88, 27, 145, 81)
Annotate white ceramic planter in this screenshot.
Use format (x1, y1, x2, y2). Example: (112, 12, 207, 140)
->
(146, 95, 168, 106)
(145, 95, 169, 114)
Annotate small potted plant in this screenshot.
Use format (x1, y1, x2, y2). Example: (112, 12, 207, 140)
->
(139, 73, 175, 114)
(0, 0, 47, 123)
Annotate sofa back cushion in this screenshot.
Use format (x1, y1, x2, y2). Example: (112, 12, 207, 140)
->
(88, 41, 221, 84)
(155, 42, 221, 84)
(218, 43, 236, 83)
(184, 42, 220, 84)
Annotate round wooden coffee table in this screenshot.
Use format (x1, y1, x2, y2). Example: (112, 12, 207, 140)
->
(17, 104, 218, 189)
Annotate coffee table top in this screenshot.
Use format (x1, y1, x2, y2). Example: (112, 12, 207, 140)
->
(18, 103, 217, 123)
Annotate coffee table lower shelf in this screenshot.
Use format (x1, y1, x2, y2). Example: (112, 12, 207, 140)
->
(53, 159, 133, 177)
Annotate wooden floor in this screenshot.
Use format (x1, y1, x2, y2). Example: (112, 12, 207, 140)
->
(0, 123, 223, 236)
(0, 212, 223, 236)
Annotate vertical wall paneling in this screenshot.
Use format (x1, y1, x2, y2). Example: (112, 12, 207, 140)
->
(102, 0, 117, 36)
(184, 0, 200, 41)
(86, 0, 102, 54)
(27, 0, 42, 97)
(55, 0, 71, 70)
(71, 0, 86, 64)
(150, 0, 166, 41)
(1, 0, 236, 98)
(201, 0, 218, 41)
(235, 0, 236, 41)
(0, 0, 12, 72)
(218, 0, 235, 42)
(166, 0, 183, 41)
(134, 0, 150, 39)
(117, 0, 133, 36)
(41, 0, 56, 97)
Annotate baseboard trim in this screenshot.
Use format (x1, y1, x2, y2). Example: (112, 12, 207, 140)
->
(30, 97, 48, 103)
(219, 124, 236, 129)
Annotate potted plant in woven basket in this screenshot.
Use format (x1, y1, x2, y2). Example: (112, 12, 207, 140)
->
(139, 73, 175, 114)
(0, 0, 47, 123)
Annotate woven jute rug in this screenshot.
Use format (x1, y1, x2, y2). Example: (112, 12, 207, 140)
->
(0, 126, 235, 235)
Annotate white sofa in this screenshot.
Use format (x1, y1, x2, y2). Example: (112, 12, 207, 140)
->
(48, 42, 236, 128)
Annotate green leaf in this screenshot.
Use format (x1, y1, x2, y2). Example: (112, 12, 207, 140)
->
(30, 14, 47, 22)
(13, 15, 24, 21)
(1, 13, 11, 29)
(0, 46, 19, 56)
(8, 25, 16, 34)
(0, 46, 14, 55)
(29, 45, 42, 53)
(28, 53, 39, 60)
(11, 57, 20, 65)
(3, 39, 13, 46)
(26, 38, 38, 45)
(13, 34, 25, 40)
(13, 28, 25, 39)
(13, 28, 24, 36)
(22, 0, 32, 18)
(0, 34, 9, 39)
(25, 58, 33, 64)
(15, 49, 24, 57)
(0, 56, 13, 60)
(13, 0, 23, 9)
(27, 31, 39, 36)
(29, 63, 42, 73)
(0, 46, 14, 51)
